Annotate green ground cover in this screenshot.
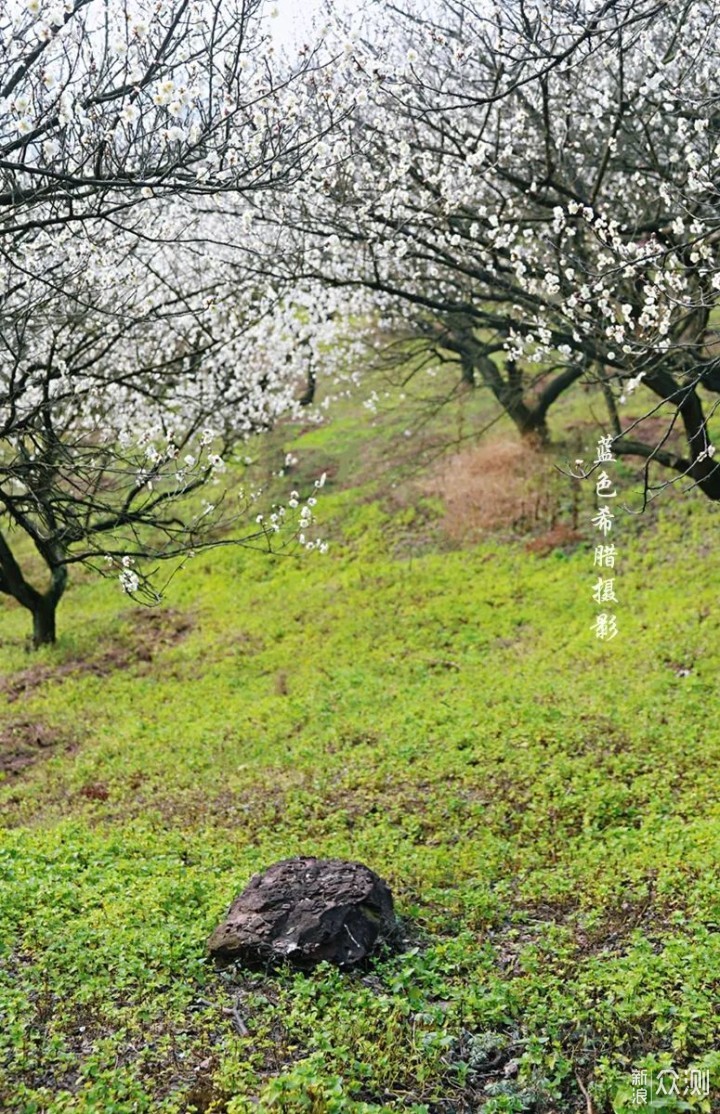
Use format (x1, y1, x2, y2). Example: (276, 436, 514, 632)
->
(1, 382, 719, 1113)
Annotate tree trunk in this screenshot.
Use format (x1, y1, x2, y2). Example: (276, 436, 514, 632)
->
(644, 369, 720, 500)
(460, 352, 475, 386)
(299, 367, 317, 406)
(0, 529, 67, 648)
(32, 595, 58, 647)
(517, 409, 549, 446)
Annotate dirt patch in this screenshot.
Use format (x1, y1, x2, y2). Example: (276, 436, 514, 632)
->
(78, 781, 110, 802)
(624, 414, 685, 449)
(0, 719, 77, 777)
(122, 606, 194, 656)
(2, 647, 133, 703)
(1, 607, 193, 703)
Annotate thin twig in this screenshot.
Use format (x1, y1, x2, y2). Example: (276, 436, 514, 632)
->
(575, 1071, 596, 1114)
(231, 995, 249, 1037)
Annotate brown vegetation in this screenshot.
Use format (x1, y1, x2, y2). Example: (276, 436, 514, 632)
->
(425, 437, 579, 543)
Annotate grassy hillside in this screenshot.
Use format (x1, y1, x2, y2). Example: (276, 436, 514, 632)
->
(1, 383, 719, 1113)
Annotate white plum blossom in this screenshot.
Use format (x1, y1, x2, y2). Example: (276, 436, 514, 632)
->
(0, 0, 339, 643)
(247, 0, 720, 501)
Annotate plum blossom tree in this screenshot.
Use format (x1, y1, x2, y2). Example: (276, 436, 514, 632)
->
(0, 0, 339, 646)
(259, 0, 720, 501)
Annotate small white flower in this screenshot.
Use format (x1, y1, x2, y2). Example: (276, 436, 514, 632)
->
(119, 569, 140, 594)
(154, 79, 175, 106)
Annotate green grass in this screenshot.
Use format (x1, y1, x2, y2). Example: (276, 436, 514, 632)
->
(1, 379, 720, 1113)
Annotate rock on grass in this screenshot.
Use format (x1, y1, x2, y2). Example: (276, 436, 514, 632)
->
(208, 856, 397, 969)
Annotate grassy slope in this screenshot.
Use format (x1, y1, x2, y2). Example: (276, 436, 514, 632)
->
(1, 379, 720, 1114)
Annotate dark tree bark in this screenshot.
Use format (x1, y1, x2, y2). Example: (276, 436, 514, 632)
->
(0, 531, 67, 647)
(31, 597, 57, 648)
(460, 351, 476, 386)
(643, 369, 720, 500)
(299, 366, 317, 406)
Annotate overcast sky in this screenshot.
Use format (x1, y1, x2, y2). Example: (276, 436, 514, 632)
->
(271, 0, 363, 50)
(272, 0, 326, 42)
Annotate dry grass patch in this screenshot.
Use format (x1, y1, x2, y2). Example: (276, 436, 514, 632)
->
(425, 436, 577, 542)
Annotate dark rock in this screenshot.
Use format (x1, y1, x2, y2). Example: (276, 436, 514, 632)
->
(208, 856, 396, 968)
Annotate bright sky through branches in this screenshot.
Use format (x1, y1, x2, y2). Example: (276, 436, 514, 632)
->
(270, 0, 360, 51)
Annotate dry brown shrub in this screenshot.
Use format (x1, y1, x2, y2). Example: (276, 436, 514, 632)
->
(525, 524, 584, 556)
(426, 437, 561, 541)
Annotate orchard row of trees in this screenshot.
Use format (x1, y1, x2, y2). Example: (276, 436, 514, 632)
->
(259, 0, 720, 495)
(0, 0, 349, 644)
(2, 0, 719, 645)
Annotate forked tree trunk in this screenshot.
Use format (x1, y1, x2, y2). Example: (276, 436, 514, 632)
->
(0, 530, 67, 649)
